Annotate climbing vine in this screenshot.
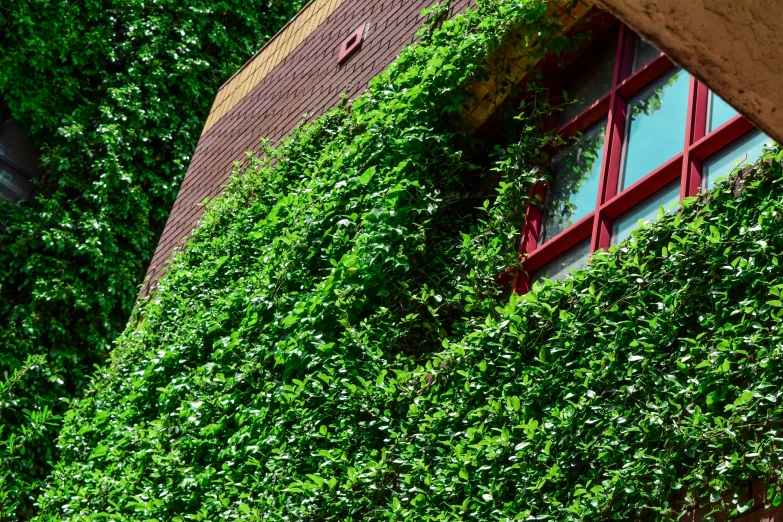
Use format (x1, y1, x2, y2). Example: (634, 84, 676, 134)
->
(27, 0, 783, 521)
(0, 0, 305, 514)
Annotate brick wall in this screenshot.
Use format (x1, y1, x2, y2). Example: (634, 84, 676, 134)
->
(138, 2, 782, 519)
(141, 0, 474, 296)
(681, 482, 783, 522)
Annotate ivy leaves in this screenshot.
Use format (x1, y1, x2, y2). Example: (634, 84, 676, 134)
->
(29, 1, 783, 522)
(0, 0, 306, 511)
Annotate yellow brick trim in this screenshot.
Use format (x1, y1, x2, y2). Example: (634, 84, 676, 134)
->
(201, 0, 347, 136)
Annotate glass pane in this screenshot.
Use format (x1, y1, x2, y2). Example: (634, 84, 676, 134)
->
(559, 29, 618, 125)
(632, 36, 661, 72)
(707, 91, 738, 132)
(612, 181, 680, 245)
(703, 130, 773, 191)
(533, 238, 591, 284)
(620, 69, 690, 191)
(0, 119, 42, 179)
(0, 119, 41, 201)
(0, 163, 34, 200)
(541, 119, 607, 243)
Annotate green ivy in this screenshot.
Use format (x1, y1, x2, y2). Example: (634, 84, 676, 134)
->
(0, 0, 305, 514)
(31, 0, 783, 520)
(0, 355, 55, 519)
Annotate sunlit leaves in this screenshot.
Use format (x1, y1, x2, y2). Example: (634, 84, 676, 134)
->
(0, 0, 306, 510)
(30, 1, 783, 522)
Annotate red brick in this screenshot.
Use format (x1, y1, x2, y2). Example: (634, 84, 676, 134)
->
(140, 0, 478, 296)
(735, 507, 783, 522)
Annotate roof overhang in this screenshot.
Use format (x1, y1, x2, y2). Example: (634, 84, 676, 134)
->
(595, 0, 783, 145)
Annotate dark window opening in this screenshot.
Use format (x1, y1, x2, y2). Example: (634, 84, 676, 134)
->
(558, 26, 618, 126)
(0, 108, 42, 202)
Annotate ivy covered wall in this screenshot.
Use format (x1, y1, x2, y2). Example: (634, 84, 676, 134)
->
(29, 1, 783, 520)
(0, 0, 305, 513)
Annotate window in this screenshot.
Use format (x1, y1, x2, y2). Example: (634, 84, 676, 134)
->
(703, 130, 773, 191)
(631, 37, 661, 73)
(558, 28, 617, 126)
(612, 180, 679, 245)
(0, 117, 41, 201)
(619, 69, 690, 191)
(533, 238, 590, 284)
(515, 23, 776, 293)
(707, 91, 738, 133)
(541, 118, 606, 243)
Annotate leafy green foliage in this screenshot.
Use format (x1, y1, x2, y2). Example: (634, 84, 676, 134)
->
(0, 0, 305, 512)
(0, 355, 55, 518)
(30, 0, 783, 520)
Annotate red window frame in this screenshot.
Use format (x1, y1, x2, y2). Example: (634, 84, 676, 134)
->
(513, 22, 759, 294)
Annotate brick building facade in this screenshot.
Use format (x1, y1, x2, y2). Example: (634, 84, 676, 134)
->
(138, 1, 781, 518)
(141, 0, 474, 296)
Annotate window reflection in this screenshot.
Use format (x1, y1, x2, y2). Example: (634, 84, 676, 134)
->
(559, 28, 617, 126)
(541, 119, 607, 243)
(703, 130, 773, 190)
(632, 37, 661, 72)
(619, 69, 690, 191)
(612, 181, 680, 245)
(533, 238, 591, 284)
(707, 92, 738, 133)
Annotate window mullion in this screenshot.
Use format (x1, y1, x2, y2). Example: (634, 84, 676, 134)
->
(514, 182, 548, 294)
(592, 24, 635, 253)
(514, 69, 567, 294)
(681, 78, 709, 198)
